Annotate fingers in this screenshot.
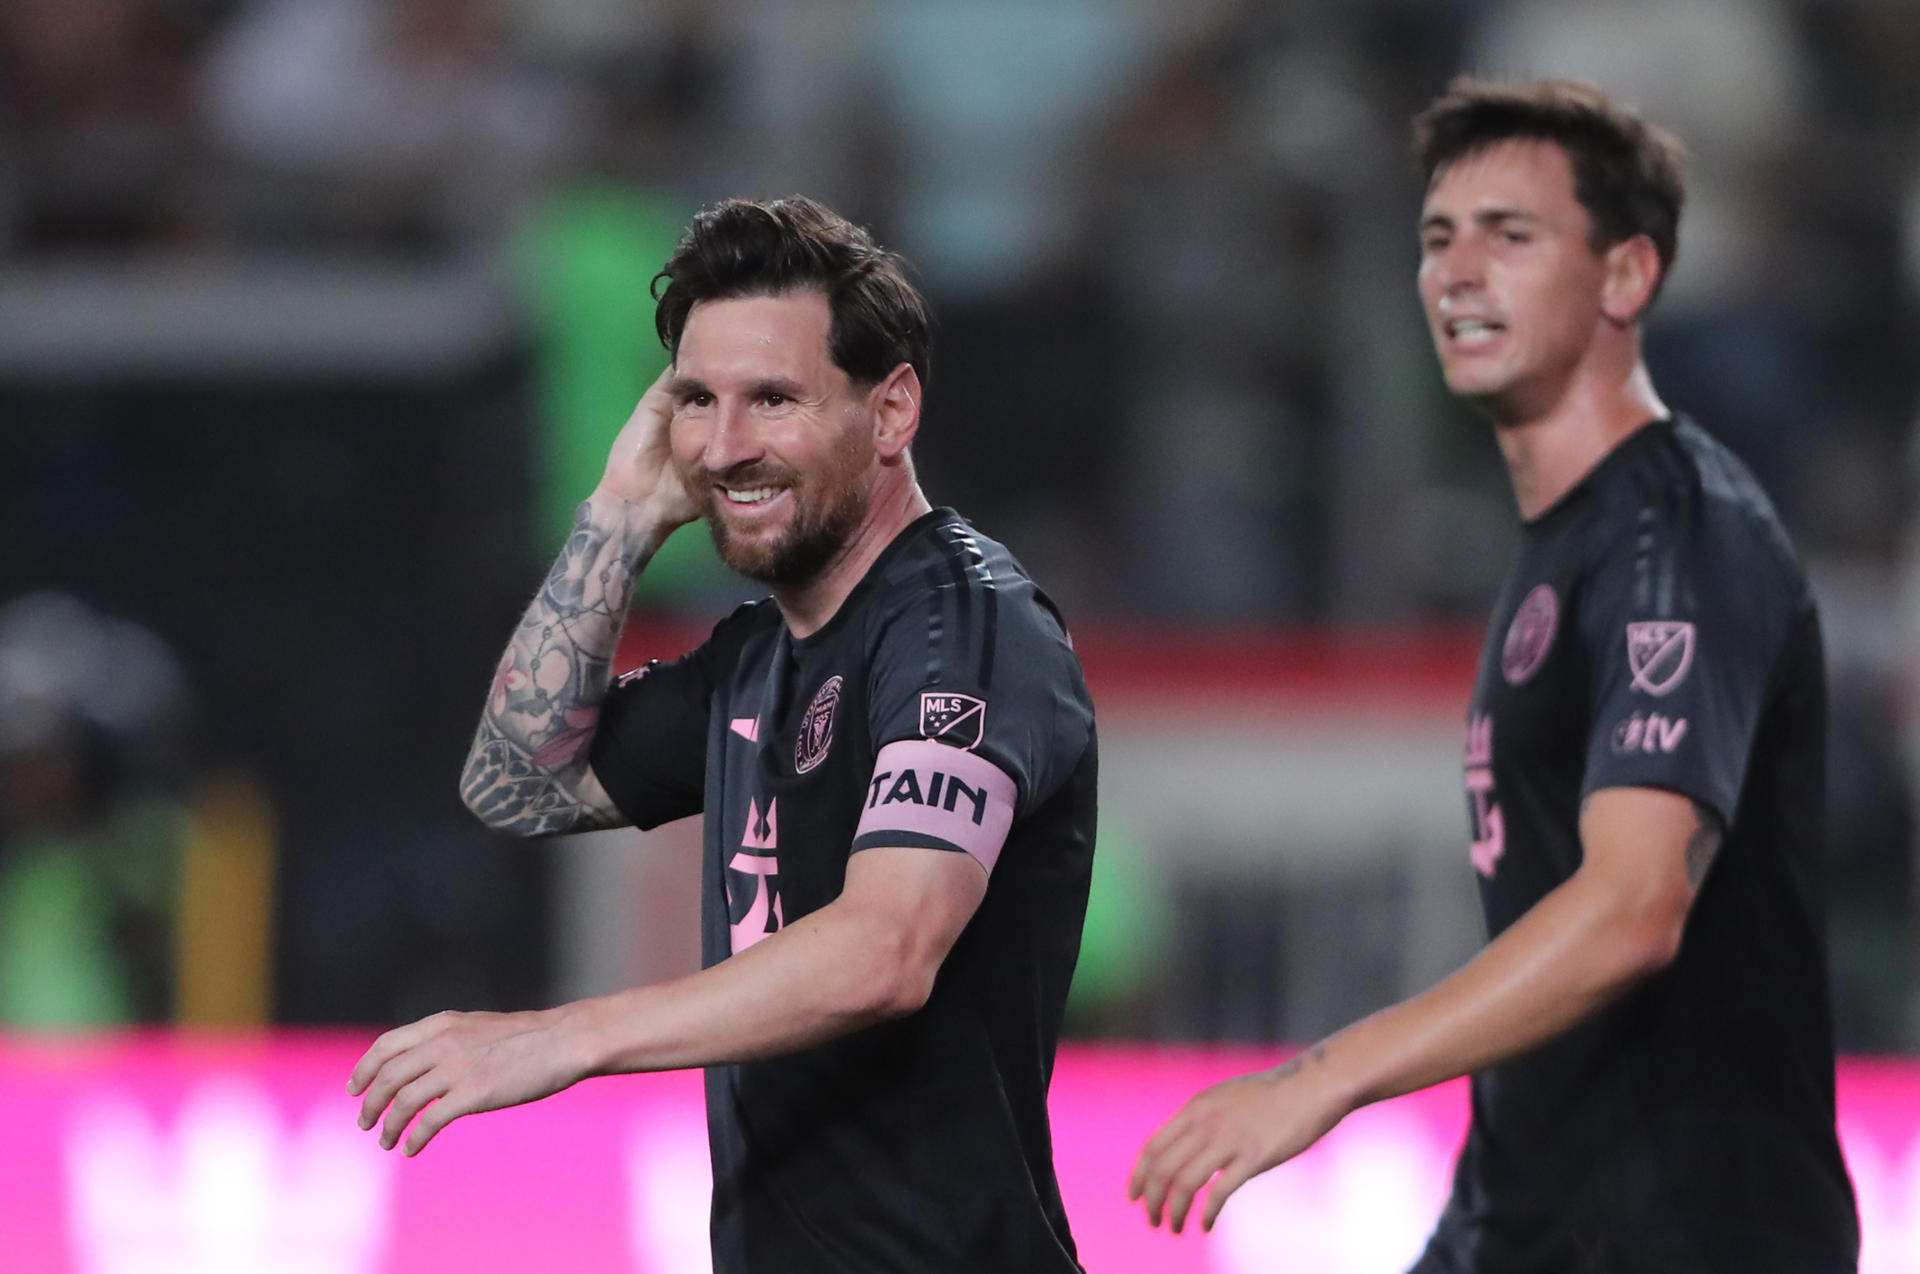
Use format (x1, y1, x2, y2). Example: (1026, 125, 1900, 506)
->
(1132, 1113, 1229, 1233)
(1128, 1112, 1185, 1201)
(404, 1090, 467, 1156)
(357, 1047, 437, 1133)
(1160, 1140, 1232, 1235)
(347, 1013, 448, 1097)
(382, 1071, 451, 1152)
(1200, 1159, 1258, 1232)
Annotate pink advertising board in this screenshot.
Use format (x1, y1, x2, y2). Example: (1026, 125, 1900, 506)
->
(1, 1035, 1914, 1273)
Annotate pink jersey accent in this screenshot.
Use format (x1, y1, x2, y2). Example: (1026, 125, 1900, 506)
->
(1501, 584, 1559, 685)
(1462, 713, 1504, 877)
(728, 849, 783, 952)
(856, 739, 1017, 873)
(730, 717, 759, 742)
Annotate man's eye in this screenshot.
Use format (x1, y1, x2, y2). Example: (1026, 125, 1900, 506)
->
(764, 394, 787, 407)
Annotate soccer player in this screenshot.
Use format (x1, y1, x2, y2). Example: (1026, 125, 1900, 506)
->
(349, 196, 1097, 1273)
(1130, 77, 1859, 1272)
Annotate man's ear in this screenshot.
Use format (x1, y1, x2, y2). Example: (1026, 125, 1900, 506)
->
(1601, 234, 1662, 326)
(871, 364, 922, 459)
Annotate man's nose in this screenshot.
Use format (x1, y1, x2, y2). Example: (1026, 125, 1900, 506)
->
(703, 402, 763, 474)
(1436, 236, 1486, 293)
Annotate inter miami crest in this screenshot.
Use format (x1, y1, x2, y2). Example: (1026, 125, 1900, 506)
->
(1501, 583, 1559, 686)
(919, 691, 986, 751)
(1626, 621, 1696, 697)
(795, 676, 842, 773)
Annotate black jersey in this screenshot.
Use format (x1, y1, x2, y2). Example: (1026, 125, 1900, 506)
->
(588, 508, 1096, 1274)
(1420, 419, 1858, 1274)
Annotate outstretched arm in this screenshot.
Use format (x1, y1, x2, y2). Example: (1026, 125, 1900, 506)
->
(348, 844, 988, 1154)
(1130, 786, 1723, 1233)
(460, 372, 702, 835)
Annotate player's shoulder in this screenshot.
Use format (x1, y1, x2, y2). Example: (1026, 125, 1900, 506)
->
(1582, 415, 1803, 584)
(705, 596, 783, 659)
(874, 511, 1051, 615)
(611, 596, 778, 689)
(866, 510, 1080, 668)
(875, 508, 1014, 585)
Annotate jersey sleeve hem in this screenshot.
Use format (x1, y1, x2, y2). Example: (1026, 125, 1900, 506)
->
(1579, 773, 1735, 831)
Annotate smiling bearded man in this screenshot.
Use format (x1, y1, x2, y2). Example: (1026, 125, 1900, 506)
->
(350, 196, 1099, 1274)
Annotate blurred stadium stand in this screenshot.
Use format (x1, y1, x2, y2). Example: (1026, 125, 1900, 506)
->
(0, 0, 1915, 1056)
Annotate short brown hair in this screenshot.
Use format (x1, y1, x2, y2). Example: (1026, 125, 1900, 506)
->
(1413, 77, 1687, 306)
(652, 196, 932, 389)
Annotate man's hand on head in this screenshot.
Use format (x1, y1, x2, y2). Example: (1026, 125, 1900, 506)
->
(596, 367, 704, 537)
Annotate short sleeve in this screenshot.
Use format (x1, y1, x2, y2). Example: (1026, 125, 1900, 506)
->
(853, 581, 1093, 867)
(1579, 502, 1785, 825)
(588, 642, 714, 831)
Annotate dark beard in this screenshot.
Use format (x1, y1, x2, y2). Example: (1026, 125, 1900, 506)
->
(707, 476, 868, 587)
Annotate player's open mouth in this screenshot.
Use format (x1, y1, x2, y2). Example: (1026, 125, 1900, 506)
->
(1446, 319, 1506, 348)
(717, 485, 794, 517)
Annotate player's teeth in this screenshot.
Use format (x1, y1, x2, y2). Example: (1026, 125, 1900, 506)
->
(726, 487, 778, 504)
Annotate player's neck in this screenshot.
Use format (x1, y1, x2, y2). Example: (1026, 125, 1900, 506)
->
(1489, 357, 1667, 523)
(774, 474, 932, 639)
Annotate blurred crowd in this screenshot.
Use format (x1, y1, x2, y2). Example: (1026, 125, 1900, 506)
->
(3, 0, 1920, 1046)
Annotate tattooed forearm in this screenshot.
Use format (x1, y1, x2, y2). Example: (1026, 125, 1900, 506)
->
(461, 500, 657, 835)
(1684, 801, 1724, 889)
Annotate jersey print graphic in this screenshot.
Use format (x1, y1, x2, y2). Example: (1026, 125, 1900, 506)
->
(795, 676, 842, 773)
(1501, 584, 1559, 685)
(1626, 620, 1696, 696)
(1463, 713, 1504, 877)
(1611, 711, 1689, 755)
(919, 692, 986, 750)
(727, 797, 782, 952)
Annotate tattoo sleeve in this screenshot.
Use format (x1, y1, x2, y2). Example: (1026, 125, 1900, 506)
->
(460, 501, 657, 835)
(1684, 800, 1725, 889)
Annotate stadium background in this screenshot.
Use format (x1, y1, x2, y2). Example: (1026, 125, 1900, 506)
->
(3, 0, 1920, 1269)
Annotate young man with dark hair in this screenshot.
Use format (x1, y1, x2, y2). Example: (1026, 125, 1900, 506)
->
(351, 196, 1097, 1273)
(1131, 77, 1858, 1272)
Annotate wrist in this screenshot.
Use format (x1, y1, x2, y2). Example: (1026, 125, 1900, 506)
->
(549, 998, 614, 1080)
(581, 491, 679, 559)
(1274, 1038, 1362, 1116)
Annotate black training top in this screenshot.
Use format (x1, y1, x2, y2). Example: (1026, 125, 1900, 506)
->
(589, 508, 1097, 1274)
(1422, 418, 1858, 1274)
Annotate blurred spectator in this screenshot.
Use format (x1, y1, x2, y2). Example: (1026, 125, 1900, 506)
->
(0, 593, 193, 1027)
(198, 0, 582, 254)
(1088, 6, 1366, 618)
(0, 0, 213, 255)
(854, 1, 1149, 607)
